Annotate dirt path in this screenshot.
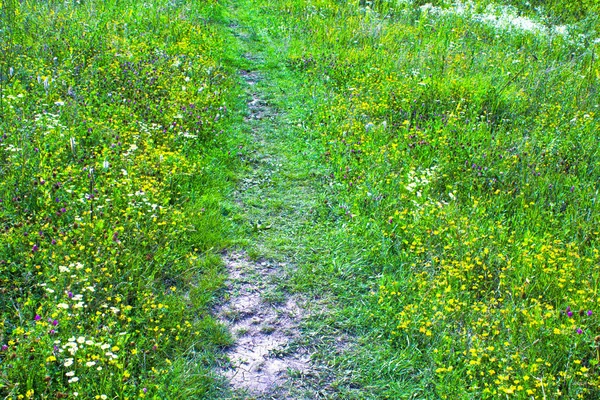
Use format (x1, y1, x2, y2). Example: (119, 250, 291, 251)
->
(216, 68, 314, 398)
(217, 252, 309, 397)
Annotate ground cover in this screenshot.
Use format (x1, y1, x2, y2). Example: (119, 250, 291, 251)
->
(0, 0, 243, 398)
(229, 0, 600, 398)
(2, 0, 600, 398)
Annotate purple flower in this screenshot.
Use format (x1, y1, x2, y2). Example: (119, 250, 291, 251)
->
(588, 310, 593, 316)
(49, 329, 56, 335)
(34, 314, 41, 321)
(143, 388, 147, 394)
(60, 207, 66, 213)
(32, 244, 39, 252)
(1, 344, 8, 351)
(577, 328, 583, 334)
(68, 291, 73, 298)
(566, 306, 573, 317)
(53, 345, 59, 352)
(51, 239, 57, 245)
(52, 319, 58, 326)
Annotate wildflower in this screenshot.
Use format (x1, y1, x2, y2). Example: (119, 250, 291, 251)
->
(1, 345, 8, 351)
(32, 244, 39, 252)
(588, 310, 593, 316)
(566, 306, 573, 317)
(577, 328, 583, 334)
(34, 314, 42, 321)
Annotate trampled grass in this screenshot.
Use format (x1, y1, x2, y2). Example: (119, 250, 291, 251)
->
(2, 0, 600, 398)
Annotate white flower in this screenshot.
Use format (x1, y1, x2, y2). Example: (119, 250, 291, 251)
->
(57, 303, 69, 309)
(64, 358, 74, 367)
(86, 361, 96, 367)
(66, 371, 75, 377)
(68, 377, 79, 384)
(77, 337, 85, 344)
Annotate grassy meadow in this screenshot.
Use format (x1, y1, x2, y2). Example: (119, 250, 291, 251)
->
(0, 0, 242, 398)
(237, 0, 600, 398)
(2, 0, 600, 398)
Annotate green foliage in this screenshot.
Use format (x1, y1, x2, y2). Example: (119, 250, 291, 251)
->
(503, 0, 600, 23)
(234, 0, 600, 397)
(0, 0, 239, 398)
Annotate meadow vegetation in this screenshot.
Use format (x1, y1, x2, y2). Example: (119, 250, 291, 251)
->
(2, 0, 600, 398)
(240, 0, 600, 397)
(0, 0, 241, 397)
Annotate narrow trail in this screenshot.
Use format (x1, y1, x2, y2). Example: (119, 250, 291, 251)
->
(216, 67, 314, 398)
(213, 5, 361, 398)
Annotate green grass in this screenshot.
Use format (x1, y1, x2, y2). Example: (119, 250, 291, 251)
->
(2, 0, 600, 398)
(0, 0, 244, 398)
(223, 0, 600, 398)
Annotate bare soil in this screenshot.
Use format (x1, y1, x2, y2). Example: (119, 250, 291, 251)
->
(217, 252, 310, 396)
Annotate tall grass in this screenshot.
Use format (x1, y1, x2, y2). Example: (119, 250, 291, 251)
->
(0, 0, 240, 397)
(248, 0, 600, 397)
